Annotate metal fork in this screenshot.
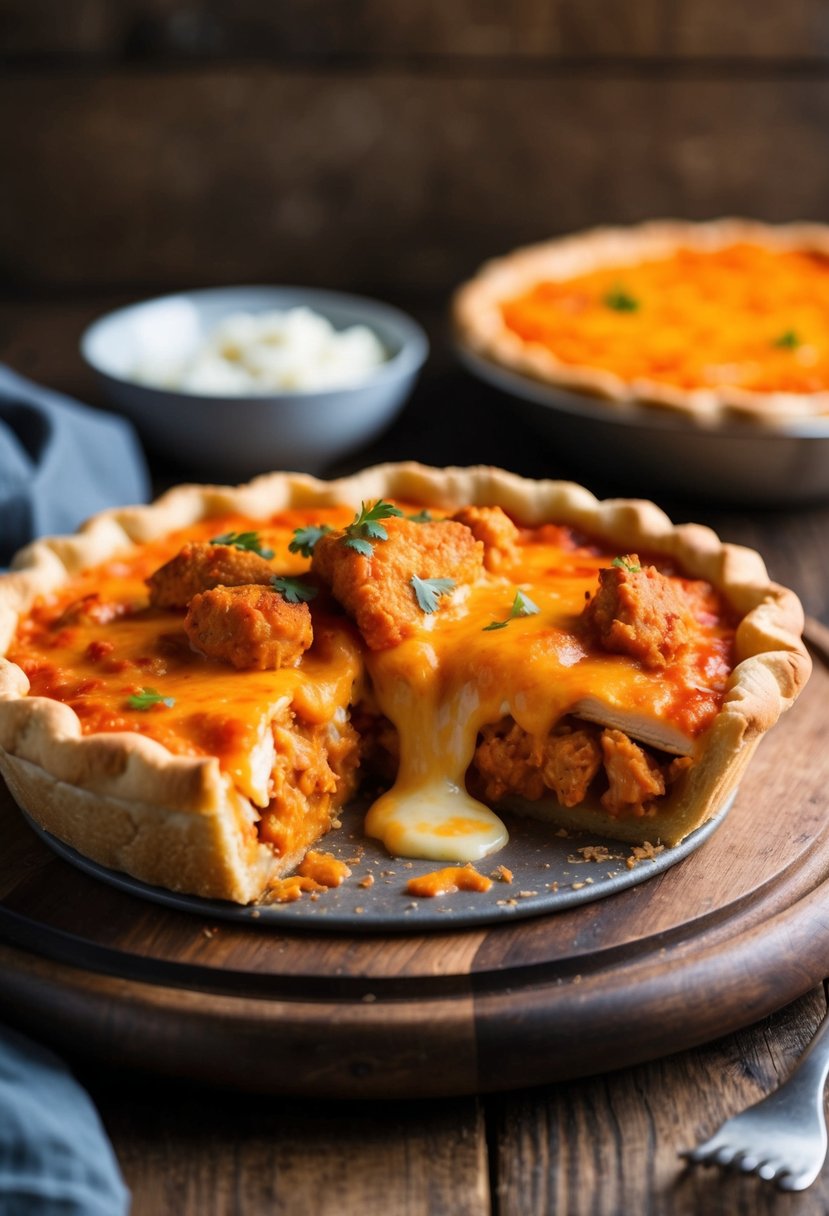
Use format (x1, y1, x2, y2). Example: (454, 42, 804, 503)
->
(681, 1008, 829, 1191)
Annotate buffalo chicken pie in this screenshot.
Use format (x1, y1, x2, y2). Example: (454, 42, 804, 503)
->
(454, 219, 829, 423)
(0, 464, 810, 903)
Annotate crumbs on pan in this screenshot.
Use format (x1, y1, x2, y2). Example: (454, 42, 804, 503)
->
(568, 844, 624, 865)
(626, 841, 665, 869)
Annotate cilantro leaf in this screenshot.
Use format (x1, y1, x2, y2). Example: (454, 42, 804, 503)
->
(604, 287, 639, 313)
(410, 575, 456, 614)
(612, 556, 641, 574)
(407, 509, 434, 523)
(288, 524, 332, 558)
(343, 536, 375, 557)
(483, 587, 540, 632)
(126, 687, 175, 711)
(511, 589, 540, 618)
(341, 499, 404, 556)
(773, 329, 800, 349)
(271, 575, 318, 604)
(210, 531, 274, 559)
(349, 500, 404, 530)
(363, 519, 391, 541)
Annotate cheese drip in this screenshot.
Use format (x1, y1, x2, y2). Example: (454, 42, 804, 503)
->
(364, 640, 509, 862)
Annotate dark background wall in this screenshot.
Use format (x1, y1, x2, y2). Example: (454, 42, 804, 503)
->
(2, 1, 829, 305)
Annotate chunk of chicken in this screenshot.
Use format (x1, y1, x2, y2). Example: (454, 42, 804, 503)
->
(473, 717, 602, 806)
(474, 719, 546, 802)
(184, 585, 312, 670)
(147, 542, 275, 609)
(539, 724, 603, 807)
(582, 555, 694, 669)
(312, 517, 484, 650)
(600, 728, 665, 817)
(451, 505, 520, 571)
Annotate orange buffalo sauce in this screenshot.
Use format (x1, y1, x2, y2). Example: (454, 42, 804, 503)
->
(8, 503, 736, 869)
(405, 864, 493, 898)
(502, 244, 829, 394)
(297, 850, 352, 888)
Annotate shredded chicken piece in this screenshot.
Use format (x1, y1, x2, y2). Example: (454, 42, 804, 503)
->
(581, 554, 695, 670)
(147, 542, 275, 609)
(473, 717, 602, 806)
(258, 717, 361, 854)
(600, 728, 665, 817)
(184, 584, 312, 670)
(474, 719, 546, 802)
(538, 725, 603, 807)
(312, 517, 483, 650)
(451, 505, 520, 571)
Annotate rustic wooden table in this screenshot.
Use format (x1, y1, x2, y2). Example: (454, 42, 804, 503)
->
(2, 298, 829, 1215)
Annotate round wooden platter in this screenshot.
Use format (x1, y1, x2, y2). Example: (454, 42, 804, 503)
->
(1, 625, 828, 1100)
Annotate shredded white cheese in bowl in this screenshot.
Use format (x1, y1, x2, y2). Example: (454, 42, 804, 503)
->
(131, 307, 388, 395)
(81, 286, 428, 478)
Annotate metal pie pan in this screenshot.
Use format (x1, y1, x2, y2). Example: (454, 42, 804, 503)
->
(458, 344, 829, 506)
(23, 794, 734, 933)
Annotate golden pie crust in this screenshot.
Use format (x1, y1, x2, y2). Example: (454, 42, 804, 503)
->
(0, 463, 811, 903)
(453, 218, 829, 425)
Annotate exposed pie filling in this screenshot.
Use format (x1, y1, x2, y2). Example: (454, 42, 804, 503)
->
(9, 503, 736, 868)
(501, 244, 829, 394)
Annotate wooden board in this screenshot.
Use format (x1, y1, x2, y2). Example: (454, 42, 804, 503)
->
(1, 625, 828, 1100)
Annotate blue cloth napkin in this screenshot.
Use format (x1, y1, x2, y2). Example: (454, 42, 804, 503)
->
(0, 364, 150, 565)
(0, 365, 144, 1208)
(0, 1025, 129, 1214)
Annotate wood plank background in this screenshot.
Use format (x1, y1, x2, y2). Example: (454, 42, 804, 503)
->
(2, 1, 829, 298)
(2, 2, 829, 61)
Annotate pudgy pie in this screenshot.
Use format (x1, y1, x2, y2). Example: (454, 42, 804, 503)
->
(0, 464, 810, 903)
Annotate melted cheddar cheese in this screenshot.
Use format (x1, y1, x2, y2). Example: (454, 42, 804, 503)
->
(501, 244, 829, 394)
(9, 505, 735, 868)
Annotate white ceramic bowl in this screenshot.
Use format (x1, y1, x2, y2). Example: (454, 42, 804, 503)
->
(458, 346, 829, 506)
(81, 287, 428, 480)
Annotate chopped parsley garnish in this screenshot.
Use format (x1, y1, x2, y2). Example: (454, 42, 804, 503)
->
(407, 509, 434, 523)
(210, 531, 274, 559)
(603, 287, 640, 313)
(126, 688, 175, 711)
(410, 575, 456, 614)
(773, 329, 801, 349)
(288, 523, 332, 558)
(482, 588, 540, 631)
(271, 575, 318, 604)
(612, 556, 641, 573)
(342, 499, 404, 556)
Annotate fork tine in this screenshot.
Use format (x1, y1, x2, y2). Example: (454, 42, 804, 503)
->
(779, 1167, 821, 1192)
(680, 1146, 708, 1163)
(681, 1131, 729, 1163)
(757, 1159, 784, 1182)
